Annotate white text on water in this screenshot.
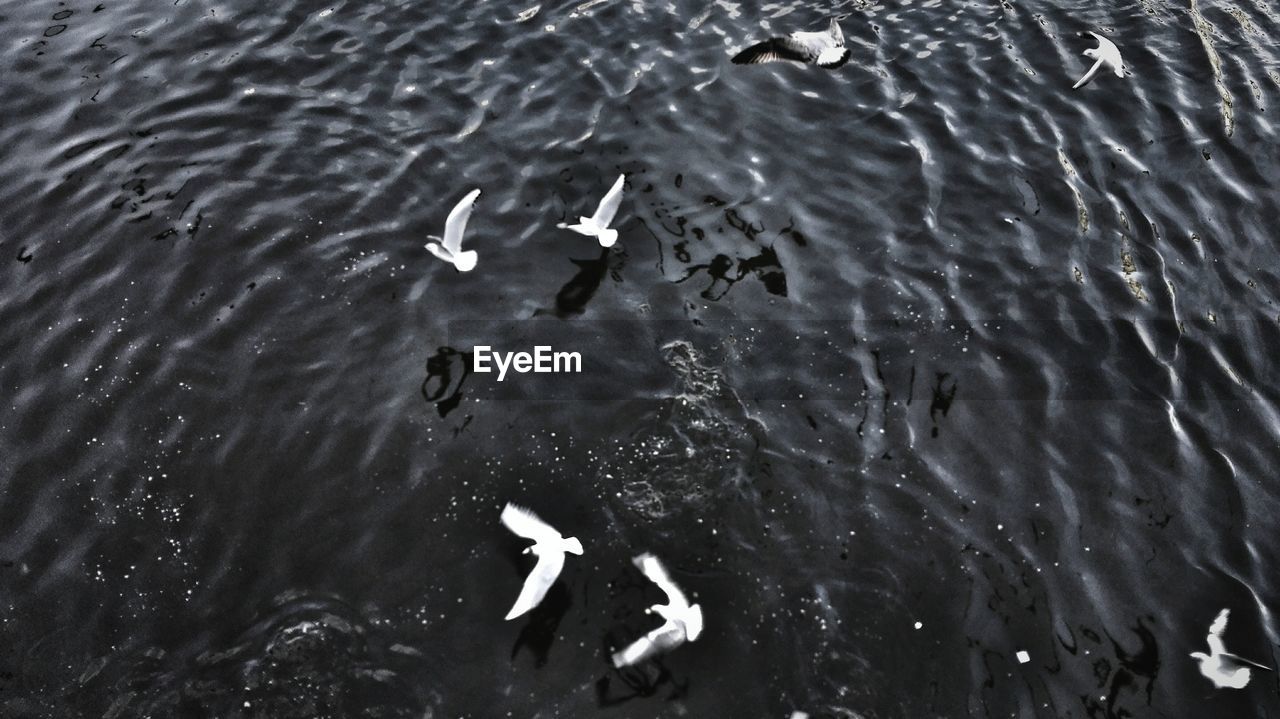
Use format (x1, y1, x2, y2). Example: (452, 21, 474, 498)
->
(473, 346, 582, 381)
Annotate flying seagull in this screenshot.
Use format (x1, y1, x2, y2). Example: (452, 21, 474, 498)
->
(1191, 608, 1272, 689)
(500, 503, 583, 621)
(1072, 31, 1125, 89)
(426, 188, 481, 272)
(732, 18, 850, 69)
(611, 553, 703, 667)
(557, 174, 626, 248)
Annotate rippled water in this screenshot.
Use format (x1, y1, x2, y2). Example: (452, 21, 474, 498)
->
(2, 0, 1279, 716)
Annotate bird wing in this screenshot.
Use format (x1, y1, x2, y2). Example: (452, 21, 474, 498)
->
(501, 503, 562, 543)
(1087, 32, 1122, 64)
(634, 553, 691, 607)
(732, 36, 815, 65)
(441, 188, 480, 254)
(1072, 57, 1104, 89)
(611, 620, 684, 667)
(1221, 653, 1273, 672)
(1087, 31, 1117, 53)
(1209, 608, 1230, 638)
(1205, 608, 1231, 655)
(1207, 633, 1228, 656)
(590, 174, 626, 227)
(505, 550, 564, 620)
(827, 19, 843, 44)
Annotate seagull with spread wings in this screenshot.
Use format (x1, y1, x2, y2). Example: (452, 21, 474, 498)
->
(611, 553, 703, 667)
(500, 503, 583, 621)
(1191, 608, 1272, 689)
(426, 188, 481, 272)
(1072, 31, 1125, 89)
(558, 174, 626, 248)
(731, 18, 850, 69)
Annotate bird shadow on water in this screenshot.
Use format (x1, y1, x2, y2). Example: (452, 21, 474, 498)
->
(1060, 618, 1160, 718)
(593, 560, 690, 707)
(594, 657, 687, 707)
(671, 245, 787, 301)
(509, 581, 573, 668)
(421, 346, 472, 419)
(642, 195, 789, 301)
(532, 246, 623, 318)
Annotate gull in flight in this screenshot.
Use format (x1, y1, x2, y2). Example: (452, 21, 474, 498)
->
(500, 503, 583, 621)
(731, 18, 851, 69)
(558, 174, 626, 248)
(426, 188, 481, 272)
(1072, 32, 1125, 89)
(611, 553, 703, 667)
(1190, 608, 1272, 689)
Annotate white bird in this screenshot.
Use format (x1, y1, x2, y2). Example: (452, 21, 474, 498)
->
(611, 553, 703, 667)
(426, 188, 481, 272)
(1190, 608, 1271, 689)
(732, 18, 851, 69)
(500, 503, 583, 621)
(557, 174, 626, 248)
(1072, 31, 1125, 89)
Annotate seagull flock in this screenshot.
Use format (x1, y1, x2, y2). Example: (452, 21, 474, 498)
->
(429, 15, 1267, 692)
(496, 498, 1274, 685)
(500, 502, 703, 667)
(426, 21, 1130, 272)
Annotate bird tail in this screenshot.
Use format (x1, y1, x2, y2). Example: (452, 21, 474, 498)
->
(684, 604, 704, 640)
(565, 537, 584, 555)
(452, 250, 478, 272)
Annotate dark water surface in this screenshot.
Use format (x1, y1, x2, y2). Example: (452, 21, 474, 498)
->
(2, 0, 1279, 716)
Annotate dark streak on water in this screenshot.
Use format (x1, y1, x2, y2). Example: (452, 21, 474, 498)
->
(2, 0, 1279, 717)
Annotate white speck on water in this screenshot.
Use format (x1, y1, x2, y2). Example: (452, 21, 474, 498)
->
(914, 621, 923, 629)
(1017, 650, 1030, 664)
